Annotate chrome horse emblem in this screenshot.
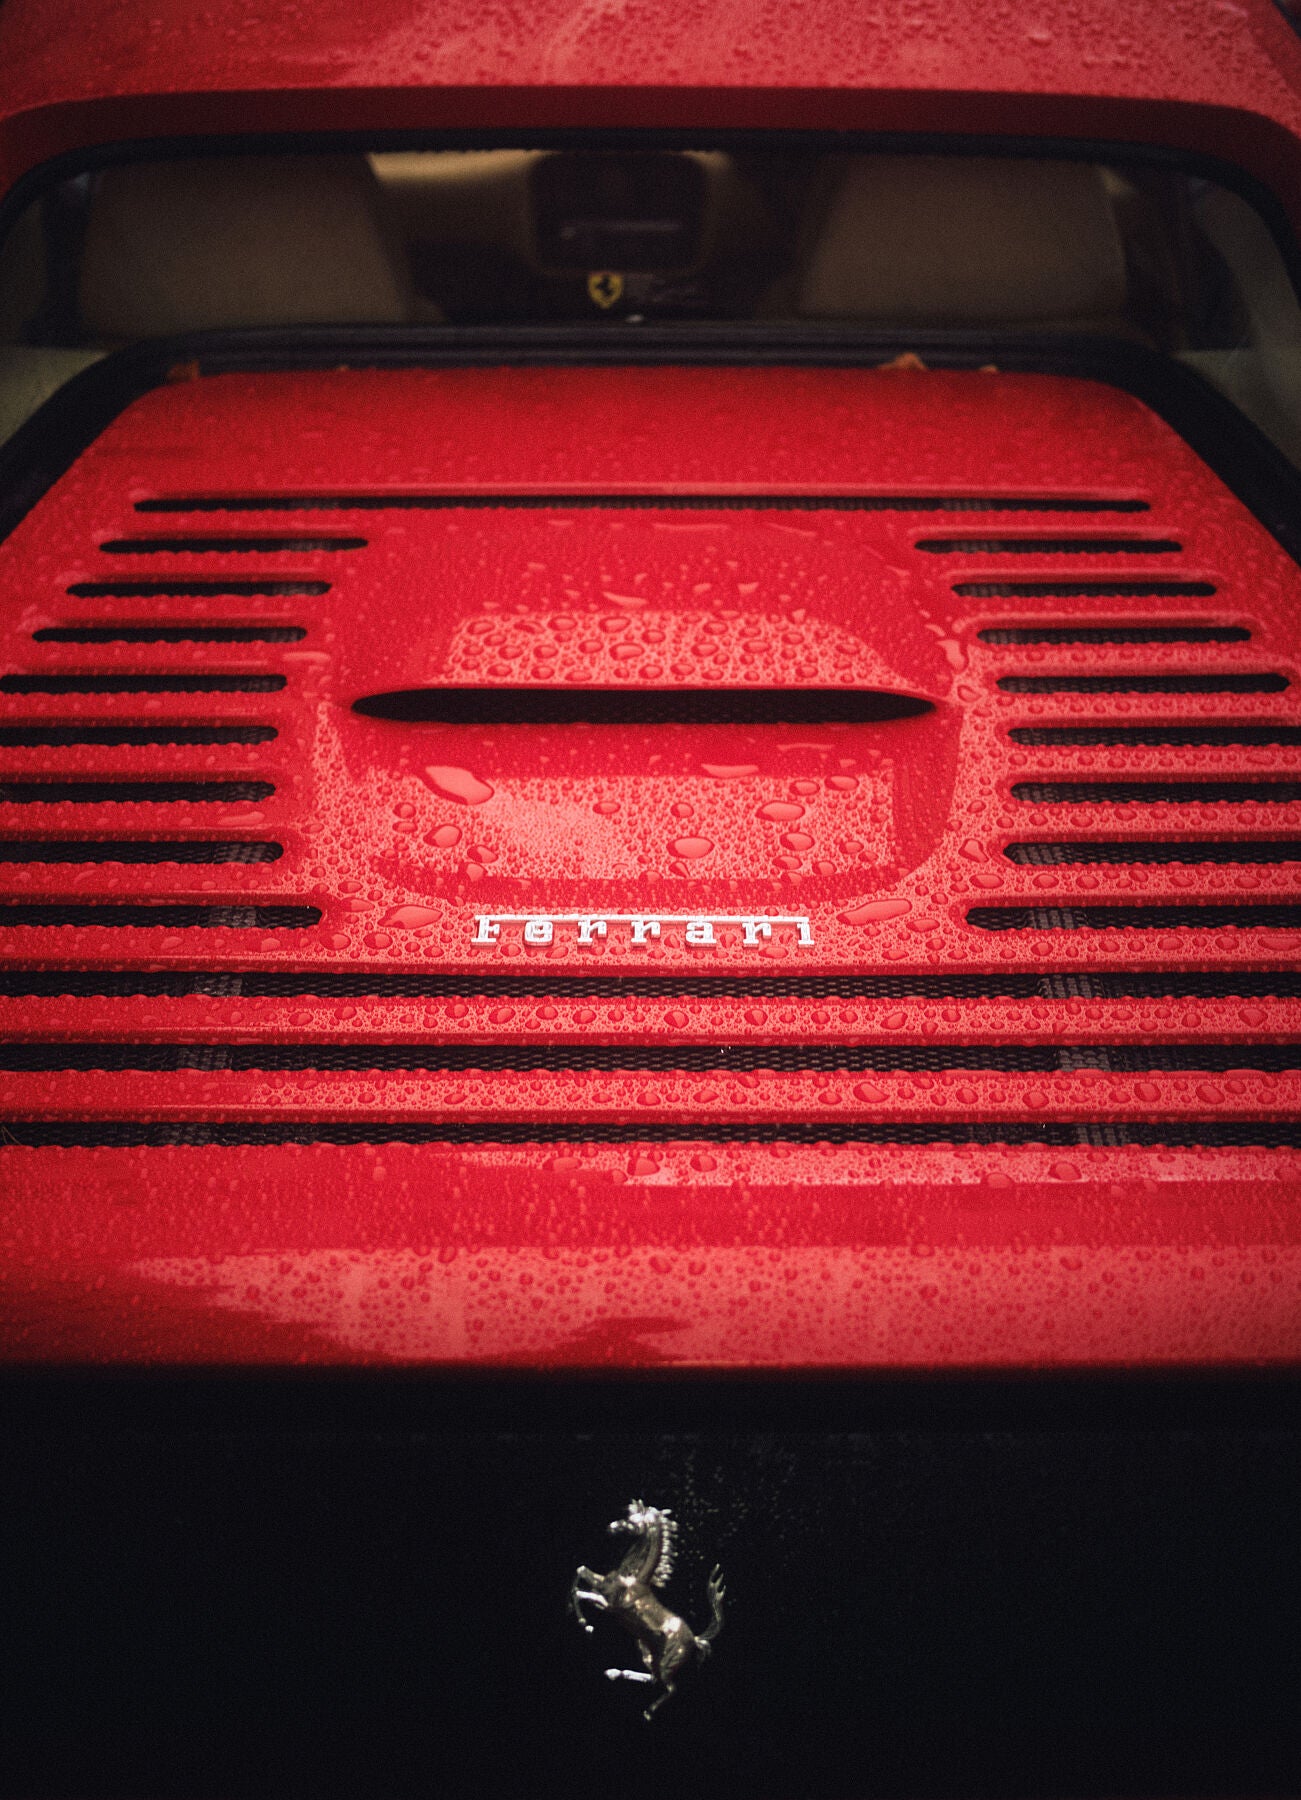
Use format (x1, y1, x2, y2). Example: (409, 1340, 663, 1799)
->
(570, 1499, 725, 1719)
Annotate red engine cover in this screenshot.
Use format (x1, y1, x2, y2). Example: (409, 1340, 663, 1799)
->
(2, 362, 1299, 1366)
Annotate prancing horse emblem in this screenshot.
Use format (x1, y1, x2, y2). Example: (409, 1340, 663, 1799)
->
(570, 1499, 725, 1719)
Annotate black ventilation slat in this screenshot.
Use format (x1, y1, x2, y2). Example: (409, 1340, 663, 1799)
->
(8, 1042, 1299, 1074)
(0, 674, 286, 694)
(999, 674, 1287, 694)
(980, 626, 1249, 646)
(0, 725, 276, 747)
(134, 493, 1151, 514)
(100, 537, 366, 555)
(6, 1120, 1300, 1148)
(0, 903, 317, 928)
(0, 780, 274, 804)
(0, 840, 282, 864)
(956, 580, 1216, 597)
(67, 580, 328, 597)
(1010, 724, 1301, 747)
(1007, 839, 1301, 865)
(969, 903, 1301, 930)
(1012, 780, 1301, 804)
(354, 687, 931, 726)
(2, 970, 1300, 1001)
(919, 538, 1181, 555)
(33, 626, 306, 644)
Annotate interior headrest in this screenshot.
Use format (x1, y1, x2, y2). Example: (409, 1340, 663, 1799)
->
(79, 155, 413, 338)
(796, 156, 1127, 324)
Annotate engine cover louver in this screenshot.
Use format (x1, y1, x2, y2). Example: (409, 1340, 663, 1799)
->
(2, 363, 1299, 1365)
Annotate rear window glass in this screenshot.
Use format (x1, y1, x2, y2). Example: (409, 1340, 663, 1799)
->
(1, 145, 1300, 470)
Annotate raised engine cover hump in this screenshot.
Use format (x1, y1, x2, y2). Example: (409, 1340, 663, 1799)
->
(2, 363, 1299, 1365)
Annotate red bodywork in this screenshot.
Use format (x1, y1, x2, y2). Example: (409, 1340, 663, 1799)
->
(2, 363, 1300, 1366)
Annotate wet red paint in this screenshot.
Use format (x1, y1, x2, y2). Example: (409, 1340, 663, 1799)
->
(2, 362, 1301, 1366)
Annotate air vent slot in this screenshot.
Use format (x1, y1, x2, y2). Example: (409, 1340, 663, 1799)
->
(0, 903, 317, 928)
(7, 1041, 1297, 1074)
(0, 674, 286, 694)
(134, 493, 1152, 515)
(1012, 780, 1301, 804)
(2, 971, 1297, 1001)
(100, 537, 365, 555)
(969, 902, 1301, 930)
(67, 580, 328, 598)
(0, 725, 276, 747)
(0, 840, 282, 864)
(999, 674, 1286, 694)
(353, 688, 932, 726)
(956, 580, 1215, 597)
(1006, 840, 1301, 865)
(980, 626, 1249, 646)
(1010, 725, 1301, 747)
(33, 626, 306, 644)
(7, 1121, 1300, 1149)
(919, 537, 1181, 555)
(0, 780, 274, 804)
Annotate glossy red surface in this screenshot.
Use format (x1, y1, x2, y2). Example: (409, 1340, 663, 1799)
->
(1, 362, 1300, 1366)
(3, 0, 1301, 235)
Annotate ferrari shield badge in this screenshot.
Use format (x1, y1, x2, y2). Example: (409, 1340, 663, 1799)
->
(570, 1500, 724, 1719)
(586, 270, 624, 308)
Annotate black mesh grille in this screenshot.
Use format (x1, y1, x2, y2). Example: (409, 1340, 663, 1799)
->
(919, 538, 1181, 555)
(0, 840, 282, 864)
(0, 724, 276, 747)
(969, 903, 1301, 930)
(999, 674, 1286, 694)
(1009, 725, 1301, 747)
(1006, 840, 1301, 865)
(980, 626, 1248, 645)
(1, 970, 1298, 1000)
(956, 580, 1215, 597)
(354, 687, 930, 726)
(0, 780, 274, 804)
(1012, 780, 1301, 804)
(33, 626, 307, 644)
(4, 1042, 1297, 1074)
(133, 493, 1151, 514)
(0, 904, 318, 928)
(66, 580, 328, 597)
(100, 536, 366, 555)
(0, 674, 286, 694)
(5, 1121, 1299, 1148)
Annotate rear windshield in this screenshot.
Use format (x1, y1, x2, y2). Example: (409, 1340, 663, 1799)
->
(2, 145, 1300, 469)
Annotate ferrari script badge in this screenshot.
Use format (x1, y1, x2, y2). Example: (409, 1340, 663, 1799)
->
(473, 911, 812, 946)
(571, 1499, 724, 1720)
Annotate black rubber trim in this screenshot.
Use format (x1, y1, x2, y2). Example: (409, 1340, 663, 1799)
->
(99, 536, 366, 555)
(919, 537, 1181, 555)
(33, 626, 306, 644)
(66, 580, 328, 597)
(969, 903, 1301, 930)
(980, 626, 1248, 645)
(1006, 839, 1301, 865)
(0, 724, 276, 747)
(0, 673, 286, 694)
(354, 687, 932, 725)
(4, 1120, 1299, 1148)
(6, 1041, 1298, 1074)
(957, 580, 1217, 597)
(0, 840, 282, 864)
(0, 779, 274, 804)
(0, 970, 1297, 1002)
(135, 492, 1150, 514)
(1012, 780, 1301, 804)
(1009, 724, 1301, 747)
(1000, 674, 1287, 693)
(0, 903, 317, 928)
